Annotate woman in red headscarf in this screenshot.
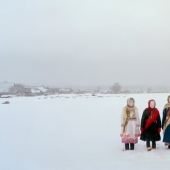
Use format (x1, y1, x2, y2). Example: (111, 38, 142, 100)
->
(140, 100, 161, 151)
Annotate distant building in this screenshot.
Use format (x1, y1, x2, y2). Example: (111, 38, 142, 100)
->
(9, 84, 31, 94)
(100, 90, 110, 94)
(24, 87, 32, 93)
(31, 89, 41, 94)
(37, 87, 48, 93)
(59, 88, 73, 94)
(85, 89, 95, 94)
(76, 89, 86, 94)
(48, 88, 59, 94)
(10, 84, 25, 94)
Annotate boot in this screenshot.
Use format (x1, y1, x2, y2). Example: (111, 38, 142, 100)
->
(146, 140, 151, 151)
(125, 143, 129, 150)
(130, 143, 134, 150)
(152, 141, 156, 149)
(168, 145, 170, 149)
(147, 147, 152, 151)
(146, 140, 150, 147)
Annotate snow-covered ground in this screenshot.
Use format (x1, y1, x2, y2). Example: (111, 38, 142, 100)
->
(0, 93, 170, 170)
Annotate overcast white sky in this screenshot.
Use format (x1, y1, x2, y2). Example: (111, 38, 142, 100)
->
(1, 0, 170, 87)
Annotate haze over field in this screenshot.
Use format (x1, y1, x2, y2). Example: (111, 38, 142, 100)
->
(1, 0, 170, 87)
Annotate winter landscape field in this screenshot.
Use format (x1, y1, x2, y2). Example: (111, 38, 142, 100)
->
(1, 93, 170, 170)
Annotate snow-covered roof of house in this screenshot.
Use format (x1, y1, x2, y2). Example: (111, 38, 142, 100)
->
(31, 89, 40, 93)
(37, 87, 48, 92)
(1, 95, 15, 98)
(101, 90, 109, 93)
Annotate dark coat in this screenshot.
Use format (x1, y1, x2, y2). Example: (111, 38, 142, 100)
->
(140, 108, 161, 141)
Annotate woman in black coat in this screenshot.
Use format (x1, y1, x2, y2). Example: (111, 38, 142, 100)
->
(140, 99, 161, 151)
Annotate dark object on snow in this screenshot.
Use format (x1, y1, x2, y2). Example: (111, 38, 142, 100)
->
(2, 101, 10, 104)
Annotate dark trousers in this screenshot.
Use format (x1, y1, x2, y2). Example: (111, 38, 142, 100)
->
(125, 143, 134, 150)
(146, 140, 156, 148)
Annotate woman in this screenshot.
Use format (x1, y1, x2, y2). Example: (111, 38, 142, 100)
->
(162, 95, 170, 149)
(120, 98, 140, 150)
(140, 99, 161, 151)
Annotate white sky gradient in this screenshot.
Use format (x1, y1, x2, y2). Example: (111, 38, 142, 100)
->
(1, 0, 170, 86)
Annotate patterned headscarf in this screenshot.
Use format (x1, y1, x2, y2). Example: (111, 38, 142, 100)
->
(124, 97, 136, 118)
(164, 95, 170, 109)
(127, 97, 135, 108)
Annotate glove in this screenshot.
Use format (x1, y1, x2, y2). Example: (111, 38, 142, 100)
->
(120, 134, 123, 137)
(135, 134, 141, 137)
(140, 128, 144, 132)
(158, 128, 161, 133)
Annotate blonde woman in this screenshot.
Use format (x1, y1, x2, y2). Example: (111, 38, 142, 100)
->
(162, 95, 170, 149)
(120, 98, 140, 150)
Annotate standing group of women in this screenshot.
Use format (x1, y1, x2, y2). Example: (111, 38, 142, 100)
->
(120, 95, 170, 151)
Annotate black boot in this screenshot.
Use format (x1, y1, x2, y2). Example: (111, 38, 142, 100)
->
(146, 140, 151, 151)
(130, 143, 134, 150)
(125, 143, 129, 150)
(146, 140, 150, 147)
(152, 141, 156, 149)
(168, 145, 170, 149)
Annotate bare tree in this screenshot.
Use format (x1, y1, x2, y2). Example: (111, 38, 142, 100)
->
(111, 83, 121, 94)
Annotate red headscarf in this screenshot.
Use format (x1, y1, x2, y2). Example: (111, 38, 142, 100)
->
(144, 99, 159, 130)
(147, 99, 156, 111)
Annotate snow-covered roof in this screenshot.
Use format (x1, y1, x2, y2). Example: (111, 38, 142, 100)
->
(37, 87, 48, 92)
(31, 89, 40, 93)
(101, 90, 109, 93)
(1, 95, 15, 98)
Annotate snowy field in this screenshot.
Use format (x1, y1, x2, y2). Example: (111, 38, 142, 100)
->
(1, 93, 170, 170)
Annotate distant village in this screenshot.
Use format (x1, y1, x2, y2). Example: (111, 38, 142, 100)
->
(0, 82, 170, 97)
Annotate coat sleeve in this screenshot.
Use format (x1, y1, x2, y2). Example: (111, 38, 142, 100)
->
(156, 112, 161, 129)
(140, 109, 146, 129)
(121, 108, 125, 126)
(135, 108, 140, 127)
(162, 108, 167, 129)
(120, 108, 125, 134)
